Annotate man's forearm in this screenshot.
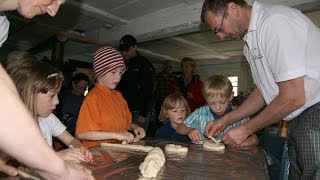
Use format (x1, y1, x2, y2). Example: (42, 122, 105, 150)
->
(244, 78, 305, 134)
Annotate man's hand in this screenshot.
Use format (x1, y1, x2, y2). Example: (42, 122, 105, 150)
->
(222, 125, 251, 147)
(0, 151, 18, 176)
(205, 119, 227, 138)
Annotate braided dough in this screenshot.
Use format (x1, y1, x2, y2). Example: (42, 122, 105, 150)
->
(139, 147, 165, 178)
(165, 144, 188, 153)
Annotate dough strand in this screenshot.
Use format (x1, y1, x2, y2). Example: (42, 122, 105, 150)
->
(101, 142, 153, 152)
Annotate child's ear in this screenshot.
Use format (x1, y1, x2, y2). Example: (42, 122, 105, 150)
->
(229, 91, 234, 101)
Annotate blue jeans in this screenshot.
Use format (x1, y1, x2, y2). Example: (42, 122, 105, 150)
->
(258, 132, 288, 180)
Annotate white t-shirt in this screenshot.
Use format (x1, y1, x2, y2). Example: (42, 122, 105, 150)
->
(243, 1, 320, 120)
(38, 114, 66, 147)
(0, 13, 9, 47)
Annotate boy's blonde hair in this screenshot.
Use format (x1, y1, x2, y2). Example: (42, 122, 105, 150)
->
(158, 93, 191, 122)
(3, 51, 64, 119)
(202, 75, 233, 100)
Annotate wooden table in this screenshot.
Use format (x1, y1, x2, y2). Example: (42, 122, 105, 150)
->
(86, 139, 268, 180)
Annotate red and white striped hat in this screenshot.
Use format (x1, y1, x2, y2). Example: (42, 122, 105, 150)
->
(93, 46, 125, 78)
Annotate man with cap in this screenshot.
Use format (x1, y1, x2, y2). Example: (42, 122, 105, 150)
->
(76, 46, 146, 148)
(117, 34, 156, 134)
(0, 0, 94, 179)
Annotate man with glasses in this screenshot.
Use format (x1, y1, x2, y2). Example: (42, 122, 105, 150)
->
(201, 0, 320, 179)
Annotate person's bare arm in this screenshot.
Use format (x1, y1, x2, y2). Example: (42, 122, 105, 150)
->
(57, 131, 83, 148)
(244, 77, 305, 134)
(77, 131, 134, 143)
(223, 77, 305, 147)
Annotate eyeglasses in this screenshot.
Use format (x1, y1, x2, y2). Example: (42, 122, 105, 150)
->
(214, 9, 227, 35)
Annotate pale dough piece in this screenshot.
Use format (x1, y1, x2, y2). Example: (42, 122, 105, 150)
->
(203, 139, 225, 151)
(145, 148, 165, 165)
(101, 142, 153, 152)
(133, 136, 140, 143)
(165, 144, 188, 153)
(139, 147, 165, 178)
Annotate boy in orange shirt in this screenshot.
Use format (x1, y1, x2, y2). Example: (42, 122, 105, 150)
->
(76, 46, 145, 148)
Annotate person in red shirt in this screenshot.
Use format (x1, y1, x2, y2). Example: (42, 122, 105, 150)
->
(168, 57, 205, 112)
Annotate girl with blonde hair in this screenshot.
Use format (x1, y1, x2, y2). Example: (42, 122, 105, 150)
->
(3, 51, 92, 163)
(155, 93, 191, 143)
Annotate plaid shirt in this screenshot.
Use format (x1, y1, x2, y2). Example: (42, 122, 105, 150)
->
(155, 72, 176, 110)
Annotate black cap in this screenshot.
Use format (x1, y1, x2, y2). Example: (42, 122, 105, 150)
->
(118, 35, 137, 52)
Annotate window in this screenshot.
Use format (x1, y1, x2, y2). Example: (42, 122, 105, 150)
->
(228, 76, 238, 96)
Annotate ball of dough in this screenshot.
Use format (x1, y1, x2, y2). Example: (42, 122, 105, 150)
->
(165, 144, 188, 153)
(203, 139, 225, 151)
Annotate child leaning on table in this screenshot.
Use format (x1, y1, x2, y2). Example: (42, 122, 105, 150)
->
(176, 75, 258, 146)
(2, 51, 93, 163)
(76, 46, 145, 148)
(155, 93, 191, 143)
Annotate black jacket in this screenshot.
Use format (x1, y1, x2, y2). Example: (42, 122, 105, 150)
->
(117, 52, 155, 117)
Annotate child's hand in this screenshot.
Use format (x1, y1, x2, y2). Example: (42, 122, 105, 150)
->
(133, 126, 146, 139)
(57, 147, 86, 163)
(188, 128, 202, 142)
(79, 147, 93, 163)
(117, 132, 134, 143)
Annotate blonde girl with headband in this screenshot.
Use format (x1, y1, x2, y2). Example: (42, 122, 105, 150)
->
(2, 51, 93, 163)
(155, 93, 191, 143)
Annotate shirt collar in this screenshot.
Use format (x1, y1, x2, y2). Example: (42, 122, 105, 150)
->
(244, 1, 261, 41)
(209, 103, 233, 119)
